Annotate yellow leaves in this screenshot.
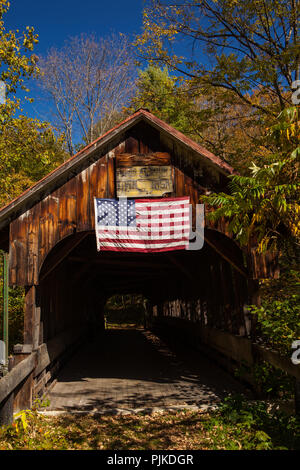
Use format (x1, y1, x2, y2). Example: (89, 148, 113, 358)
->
(289, 206, 300, 237)
(14, 409, 32, 433)
(286, 127, 290, 140)
(283, 121, 300, 143)
(257, 237, 270, 254)
(0, 2, 39, 118)
(0, 1, 10, 16)
(0, 115, 67, 206)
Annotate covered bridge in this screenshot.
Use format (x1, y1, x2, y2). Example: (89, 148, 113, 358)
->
(0, 109, 278, 418)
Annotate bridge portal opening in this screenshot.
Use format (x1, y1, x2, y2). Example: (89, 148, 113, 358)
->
(104, 294, 147, 329)
(38, 229, 249, 352)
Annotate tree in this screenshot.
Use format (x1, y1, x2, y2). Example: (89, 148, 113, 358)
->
(0, 116, 67, 206)
(186, 88, 274, 172)
(39, 33, 136, 155)
(126, 65, 195, 134)
(135, 1, 300, 172)
(202, 106, 300, 262)
(85, 108, 126, 148)
(0, 0, 39, 123)
(0, 2, 67, 355)
(0, 0, 68, 208)
(136, 0, 299, 116)
(126, 66, 272, 172)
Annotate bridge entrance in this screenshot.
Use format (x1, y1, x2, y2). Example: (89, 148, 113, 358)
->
(35, 229, 250, 413)
(38, 230, 249, 350)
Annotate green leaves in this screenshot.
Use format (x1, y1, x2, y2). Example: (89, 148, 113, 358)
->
(249, 271, 300, 356)
(126, 65, 194, 136)
(136, 0, 297, 115)
(0, 0, 39, 123)
(202, 105, 300, 258)
(0, 116, 67, 207)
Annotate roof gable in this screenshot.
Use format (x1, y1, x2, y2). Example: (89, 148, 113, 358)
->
(0, 109, 234, 231)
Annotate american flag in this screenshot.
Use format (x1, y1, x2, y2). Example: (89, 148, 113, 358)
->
(94, 197, 190, 252)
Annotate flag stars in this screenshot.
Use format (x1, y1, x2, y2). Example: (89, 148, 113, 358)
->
(96, 198, 136, 227)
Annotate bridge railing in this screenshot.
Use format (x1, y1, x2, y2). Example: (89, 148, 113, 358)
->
(0, 324, 87, 425)
(150, 316, 300, 413)
(0, 352, 37, 425)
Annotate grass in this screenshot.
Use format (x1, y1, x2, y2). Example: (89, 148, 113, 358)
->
(1, 395, 300, 450)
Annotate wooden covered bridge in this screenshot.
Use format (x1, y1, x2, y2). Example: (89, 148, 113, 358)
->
(0, 109, 284, 421)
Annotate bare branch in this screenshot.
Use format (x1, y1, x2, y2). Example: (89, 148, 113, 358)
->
(38, 33, 136, 154)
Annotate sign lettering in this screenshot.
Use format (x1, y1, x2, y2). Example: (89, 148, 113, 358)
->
(116, 166, 173, 197)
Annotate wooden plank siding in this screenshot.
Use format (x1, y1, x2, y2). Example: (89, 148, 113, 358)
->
(9, 153, 106, 287)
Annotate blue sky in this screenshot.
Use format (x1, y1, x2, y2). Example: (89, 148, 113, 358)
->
(5, 0, 145, 118)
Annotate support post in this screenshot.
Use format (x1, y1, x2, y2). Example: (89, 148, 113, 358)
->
(12, 346, 34, 413)
(0, 393, 13, 426)
(2, 251, 9, 371)
(24, 285, 40, 348)
(18, 285, 38, 411)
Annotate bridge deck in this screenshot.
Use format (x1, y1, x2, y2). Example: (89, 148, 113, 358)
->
(44, 328, 250, 415)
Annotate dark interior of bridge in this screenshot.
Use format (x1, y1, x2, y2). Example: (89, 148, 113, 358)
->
(37, 230, 249, 345)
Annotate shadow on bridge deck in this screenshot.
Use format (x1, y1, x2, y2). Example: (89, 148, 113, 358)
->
(43, 328, 251, 415)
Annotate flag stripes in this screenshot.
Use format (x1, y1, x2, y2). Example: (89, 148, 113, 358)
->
(94, 196, 190, 253)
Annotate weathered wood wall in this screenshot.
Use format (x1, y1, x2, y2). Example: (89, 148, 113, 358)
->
(147, 246, 250, 337)
(9, 151, 113, 287)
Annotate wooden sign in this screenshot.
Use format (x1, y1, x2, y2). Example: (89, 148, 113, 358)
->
(116, 166, 173, 197)
(116, 152, 171, 168)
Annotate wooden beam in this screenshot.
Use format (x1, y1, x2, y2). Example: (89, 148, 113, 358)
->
(68, 256, 172, 270)
(204, 235, 248, 278)
(167, 254, 194, 282)
(0, 353, 37, 405)
(35, 326, 84, 378)
(71, 263, 92, 284)
(24, 286, 36, 345)
(79, 265, 102, 290)
(23, 286, 41, 350)
(116, 152, 171, 167)
(89, 274, 169, 286)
